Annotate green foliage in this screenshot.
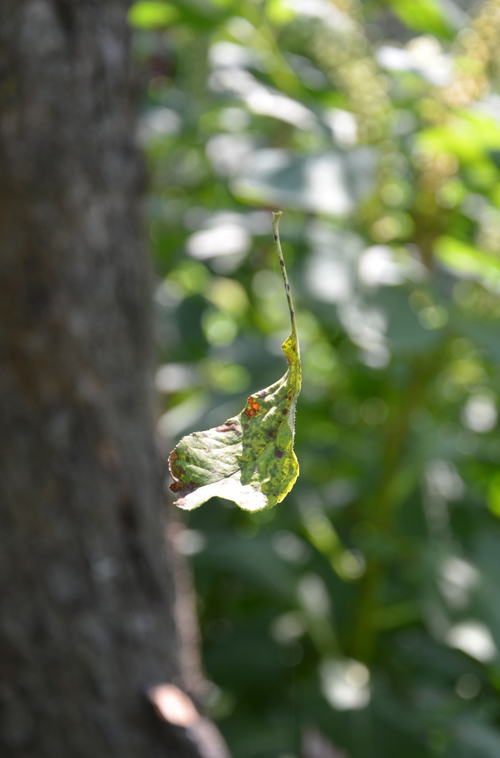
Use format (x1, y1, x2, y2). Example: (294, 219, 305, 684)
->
(128, 1, 178, 29)
(134, 0, 500, 756)
(388, 0, 455, 39)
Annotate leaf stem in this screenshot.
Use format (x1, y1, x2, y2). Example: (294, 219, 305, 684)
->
(272, 211, 299, 351)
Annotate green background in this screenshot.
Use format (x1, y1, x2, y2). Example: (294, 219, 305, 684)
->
(131, 0, 500, 755)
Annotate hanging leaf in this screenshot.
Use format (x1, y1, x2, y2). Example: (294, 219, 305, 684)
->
(169, 212, 301, 512)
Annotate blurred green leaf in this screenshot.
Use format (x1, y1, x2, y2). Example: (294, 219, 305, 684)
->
(388, 0, 455, 38)
(434, 236, 500, 291)
(128, 1, 178, 29)
(418, 112, 500, 167)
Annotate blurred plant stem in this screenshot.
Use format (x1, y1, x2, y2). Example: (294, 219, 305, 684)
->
(351, 125, 453, 659)
(178, 29, 210, 117)
(350, 355, 440, 662)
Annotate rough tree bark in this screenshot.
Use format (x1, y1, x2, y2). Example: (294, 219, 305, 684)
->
(0, 2, 225, 757)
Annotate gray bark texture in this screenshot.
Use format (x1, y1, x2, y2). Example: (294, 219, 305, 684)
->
(0, 2, 226, 757)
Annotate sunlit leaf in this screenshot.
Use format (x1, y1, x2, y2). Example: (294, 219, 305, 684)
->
(388, 0, 454, 38)
(169, 213, 301, 511)
(434, 235, 500, 291)
(417, 112, 500, 166)
(128, 1, 178, 28)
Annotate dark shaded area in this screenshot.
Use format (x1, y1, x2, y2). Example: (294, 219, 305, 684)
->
(0, 2, 227, 757)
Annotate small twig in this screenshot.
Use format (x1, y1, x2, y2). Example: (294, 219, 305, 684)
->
(273, 211, 299, 353)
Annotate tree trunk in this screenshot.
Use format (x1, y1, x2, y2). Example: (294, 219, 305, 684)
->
(0, 2, 221, 756)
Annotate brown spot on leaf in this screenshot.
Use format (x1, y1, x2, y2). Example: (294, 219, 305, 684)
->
(169, 449, 201, 497)
(282, 408, 288, 415)
(245, 395, 260, 417)
(168, 449, 184, 480)
(267, 429, 277, 438)
(216, 421, 240, 434)
(170, 480, 200, 498)
(275, 449, 284, 458)
(244, 423, 249, 429)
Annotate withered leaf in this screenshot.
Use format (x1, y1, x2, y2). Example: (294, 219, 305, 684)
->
(169, 212, 301, 511)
